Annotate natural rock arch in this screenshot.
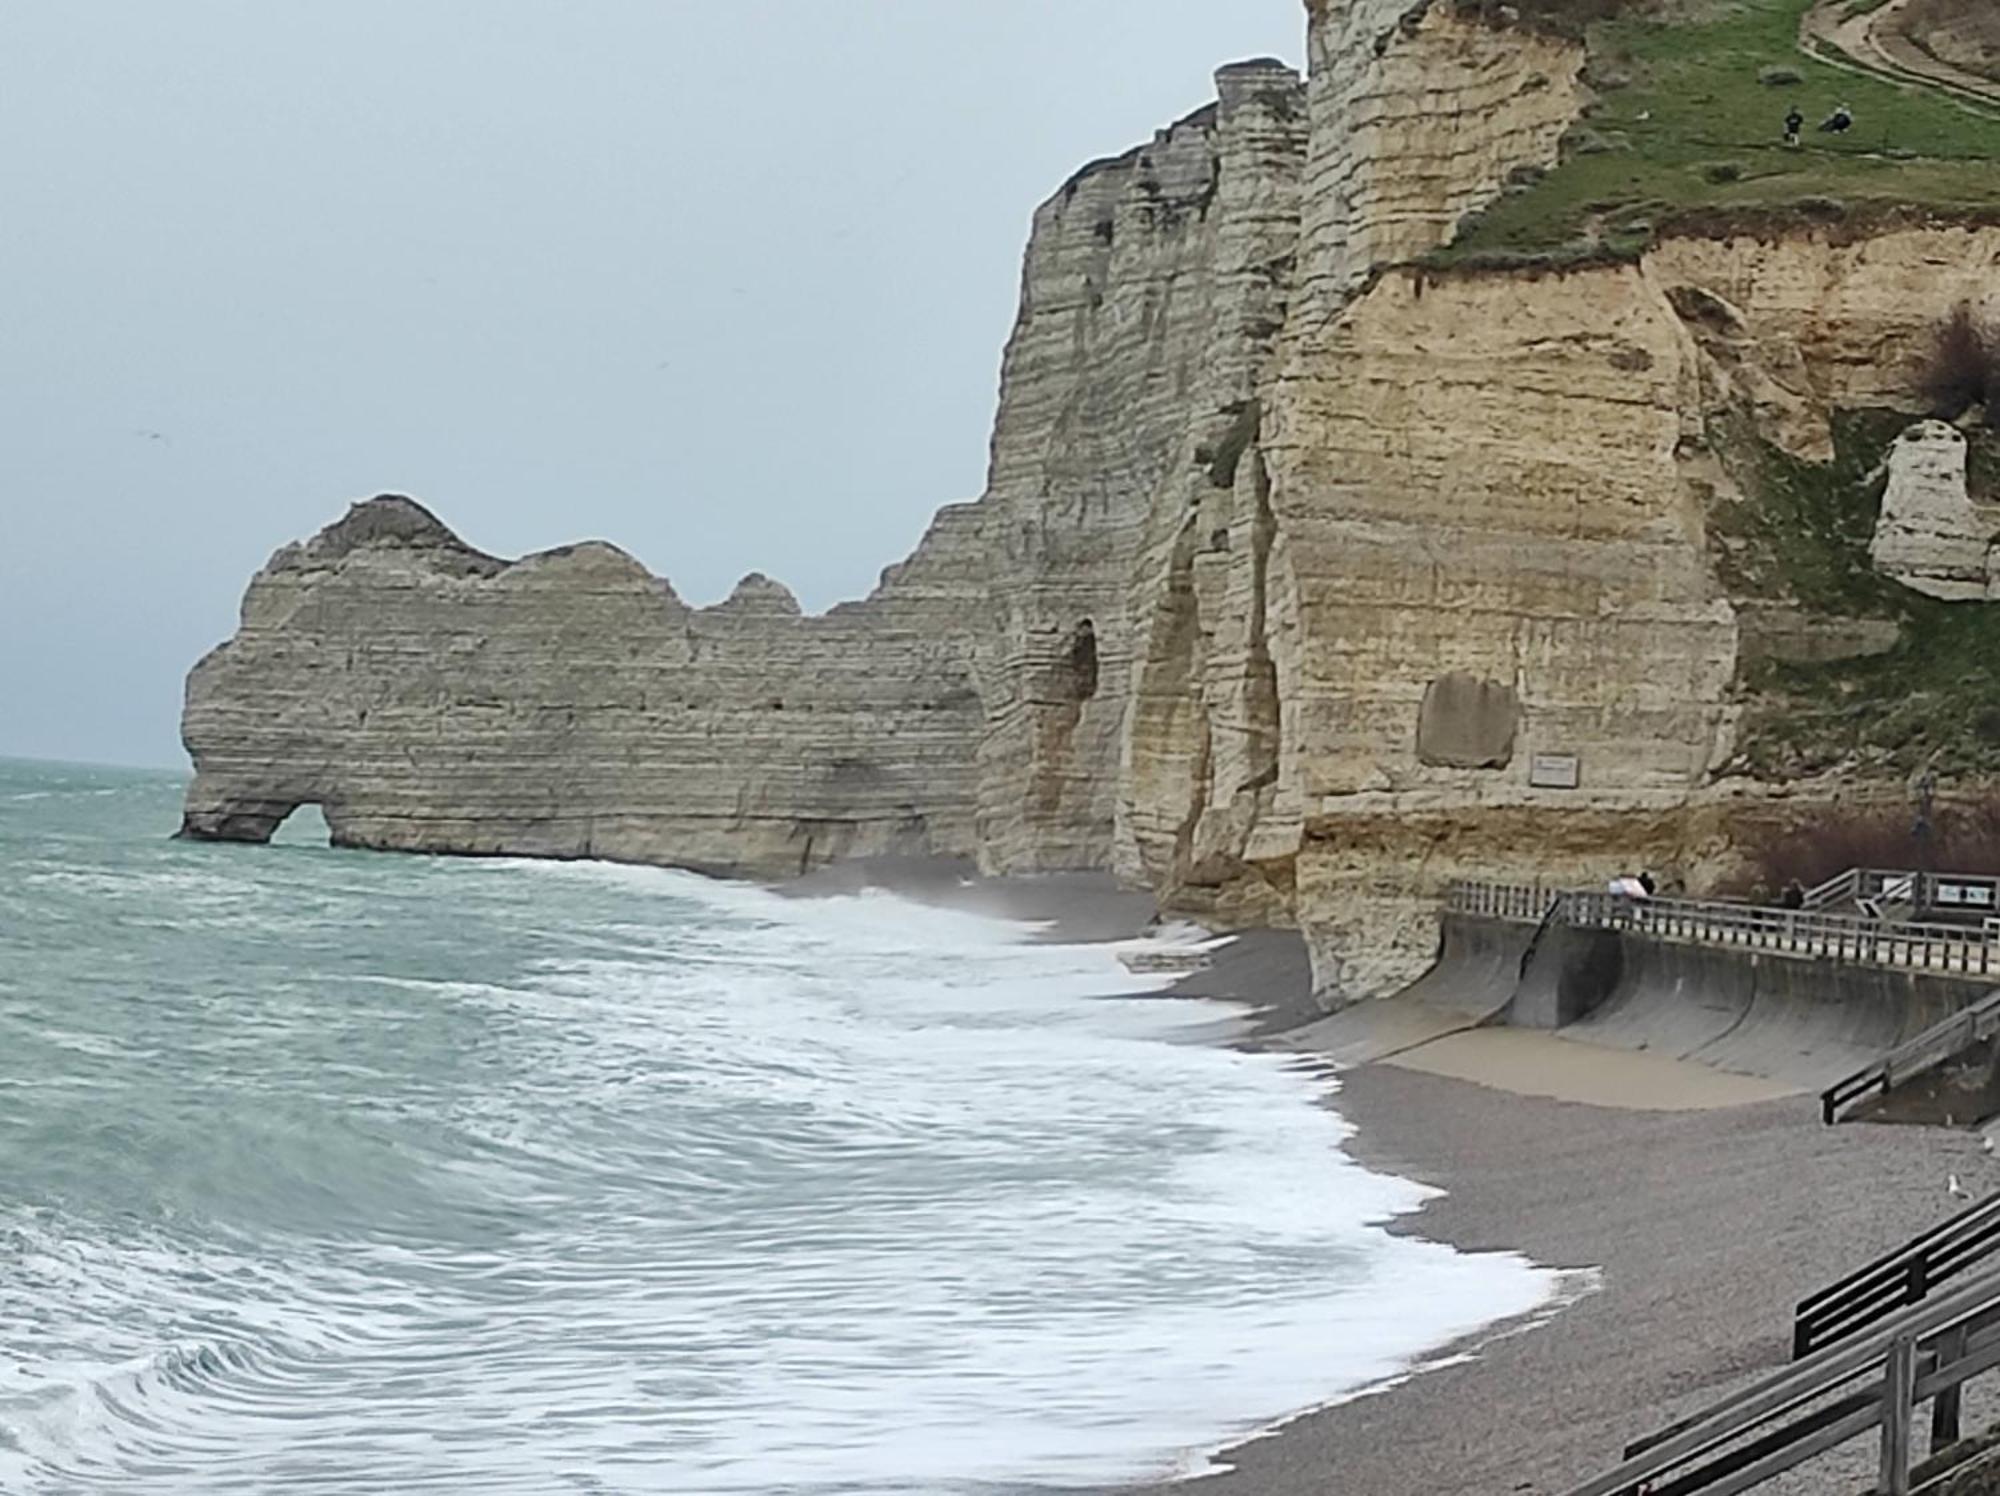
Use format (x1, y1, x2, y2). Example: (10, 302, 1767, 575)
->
(269, 802, 333, 846)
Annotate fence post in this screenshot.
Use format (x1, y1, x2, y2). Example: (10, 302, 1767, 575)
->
(1882, 1331, 1916, 1495)
(1932, 1324, 1967, 1453)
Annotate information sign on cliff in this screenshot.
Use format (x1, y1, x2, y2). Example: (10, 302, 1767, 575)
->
(1529, 754, 1580, 790)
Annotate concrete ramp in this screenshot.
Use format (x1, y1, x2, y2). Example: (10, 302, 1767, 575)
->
(1511, 929, 1992, 1090)
(1503, 922, 1626, 1030)
(1278, 914, 1532, 1066)
(1560, 939, 1755, 1061)
(1688, 960, 1917, 1088)
(1282, 892, 1995, 1101)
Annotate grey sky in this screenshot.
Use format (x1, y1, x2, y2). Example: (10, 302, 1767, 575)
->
(1, 2, 1303, 768)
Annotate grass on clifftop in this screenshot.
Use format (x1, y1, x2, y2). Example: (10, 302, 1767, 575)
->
(1726, 412, 2000, 778)
(1439, 0, 2000, 264)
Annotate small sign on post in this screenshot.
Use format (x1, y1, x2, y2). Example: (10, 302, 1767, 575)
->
(1529, 753, 1581, 790)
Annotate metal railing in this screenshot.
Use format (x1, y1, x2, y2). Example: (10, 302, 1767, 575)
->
(1822, 989, 2000, 1124)
(1805, 867, 1866, 911)
(1448, 880, 2000, 979)
(1806, 869, 2000, 917)
(1447, 880, 1559, 923)
(1564, 1264, 2000, 1496)
(1795, 1192, 2000, 1360)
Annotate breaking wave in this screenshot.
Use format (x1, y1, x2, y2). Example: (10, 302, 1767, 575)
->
(0, 760, 1554, 1493)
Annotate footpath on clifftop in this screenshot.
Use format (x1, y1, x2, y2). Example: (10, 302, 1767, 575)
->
(1803, 0, 2000, 111)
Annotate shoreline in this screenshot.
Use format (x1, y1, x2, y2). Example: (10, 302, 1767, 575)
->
(785, 856, 1322, 1031)
(801, 863, 2000, 1492)
(1136, 1045, 1996, 1495)
(1138, 1065, 1995, 1495)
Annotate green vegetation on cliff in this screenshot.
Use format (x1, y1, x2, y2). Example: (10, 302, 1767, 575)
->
(1725, 412, 2000, 777)
(1440, 0, 2000, 265)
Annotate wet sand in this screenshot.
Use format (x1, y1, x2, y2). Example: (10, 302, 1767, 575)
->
(1379, 1026, 1798, 1110)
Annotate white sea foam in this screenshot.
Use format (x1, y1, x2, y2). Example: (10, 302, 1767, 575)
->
(0, 773, 1565, 1494)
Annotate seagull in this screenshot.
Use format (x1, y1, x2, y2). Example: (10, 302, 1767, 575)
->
(1949, 1173, 1973, 1200)
(1984, 1136, 1996, 1156)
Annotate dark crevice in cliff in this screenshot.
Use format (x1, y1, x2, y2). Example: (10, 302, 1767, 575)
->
(1242, 448, 1283, 800)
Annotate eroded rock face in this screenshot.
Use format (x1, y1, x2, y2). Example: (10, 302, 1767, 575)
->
(182, 60, 1312, 886)
(1417, 675, 1520, 769)
(926, 55, 1310, 874)
(182, 0, 2000, 1002)
(1299, 0, 1586, 306)
(1257, 228, 2000, 996)
(1870, 421, 1996, 599)
(181, 497, 984, 876)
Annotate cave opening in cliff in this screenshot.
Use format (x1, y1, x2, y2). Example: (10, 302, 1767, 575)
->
(1063, 620, 1099, 702)
(269, 802, 332, 847)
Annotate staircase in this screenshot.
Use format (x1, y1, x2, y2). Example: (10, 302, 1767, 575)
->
(1805, 869, 2000, 921)
(1823, 989, 2000, 1124)
(1565, 1201, 2000, 1496)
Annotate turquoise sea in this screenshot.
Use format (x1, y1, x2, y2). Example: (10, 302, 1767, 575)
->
(0, 758, 1550, 1494)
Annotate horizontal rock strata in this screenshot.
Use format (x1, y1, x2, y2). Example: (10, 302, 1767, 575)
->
(181, 499, 983, 877)
(182, 0, 2000, 1002)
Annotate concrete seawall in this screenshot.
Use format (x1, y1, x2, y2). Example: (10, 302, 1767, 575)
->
(1496, 916, 1992, 1089)
(1273, 913, 1533, 1067)
(1285, 912, 1995, 1093)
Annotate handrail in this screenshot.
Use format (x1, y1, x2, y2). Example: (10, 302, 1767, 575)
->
(1805, 867, 1862, 911)
(1795, 1192, 2000, 1358)
(1564, 1263, 2000, 1496)
(1447, 880, 2000, 981)
(1821, 988, 2000, 1124)
(1802, 869, 2000, 917)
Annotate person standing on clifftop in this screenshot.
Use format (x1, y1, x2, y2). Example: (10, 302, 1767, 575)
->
(1784, 105, 1804, 147)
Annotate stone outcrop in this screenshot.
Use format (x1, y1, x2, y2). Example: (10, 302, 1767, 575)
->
(1253, 225, 2000, 993)
(183, 57, 1312, 886)
(1869, 420, 1998, 599)
(181, 498, 984, 875)
(1298, 0, 1587, 306)
(1417, 676, 1520, 770)
(181, 0, 2000, 1003)
(902, 55, 1310, 874)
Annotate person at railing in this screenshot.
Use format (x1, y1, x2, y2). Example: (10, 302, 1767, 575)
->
(1607, 872, 1655, 926)
(1780, 881, 1805, 911)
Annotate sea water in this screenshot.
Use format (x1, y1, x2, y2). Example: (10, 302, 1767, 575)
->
(0, 758, 1554, 1494)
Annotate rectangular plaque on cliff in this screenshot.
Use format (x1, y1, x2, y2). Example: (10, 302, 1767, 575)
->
(1529, 753, 1580, 790)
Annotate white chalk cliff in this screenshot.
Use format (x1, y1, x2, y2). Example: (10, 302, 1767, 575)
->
(182, 1, 2000, 1001)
